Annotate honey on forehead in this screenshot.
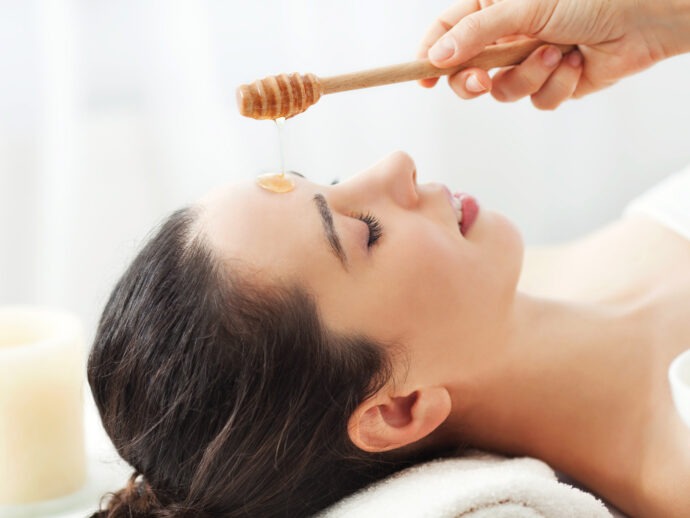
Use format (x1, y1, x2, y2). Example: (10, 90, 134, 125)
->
(256, 172, 295, 193)
(255, 117, 295, 193)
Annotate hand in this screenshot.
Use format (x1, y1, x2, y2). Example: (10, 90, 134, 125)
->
(416, 0, 689, 110)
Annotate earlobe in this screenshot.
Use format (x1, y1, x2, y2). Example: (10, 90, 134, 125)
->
(347, 386, 451, 453)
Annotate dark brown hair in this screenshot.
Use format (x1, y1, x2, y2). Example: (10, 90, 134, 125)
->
(87, 207, 447, 518)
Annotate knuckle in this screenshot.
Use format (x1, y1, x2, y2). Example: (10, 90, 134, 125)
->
(549, 64, 580, 92)
(418, 17, 453, 57)
(435, 16, 453, 33)
(550, 73, 569, 89)
(460, 14, 482, 39)
(531, 94, 558, 111)
(491, 85, 512, 103)
(449, 80, 473, 99)
(492, 75, 531, 102)
(416, 44, 430, 59)
(571, 85, 591, 99)
(521, 74, 543, 94)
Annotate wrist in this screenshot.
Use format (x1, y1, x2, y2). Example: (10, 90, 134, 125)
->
(640, 0, 690, 59)
(666, 0, 690, 55)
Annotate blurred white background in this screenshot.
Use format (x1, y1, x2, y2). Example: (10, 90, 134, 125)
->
(2, 0, 690, 331)
(1, 1, 687, 515)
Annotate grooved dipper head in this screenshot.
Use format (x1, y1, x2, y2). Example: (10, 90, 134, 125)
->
(236, 72, 323, 120)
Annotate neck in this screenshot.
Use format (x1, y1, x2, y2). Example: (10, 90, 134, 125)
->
(438, 292, 651, 488)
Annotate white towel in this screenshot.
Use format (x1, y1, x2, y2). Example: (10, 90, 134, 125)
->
(316, 449, 613, 518)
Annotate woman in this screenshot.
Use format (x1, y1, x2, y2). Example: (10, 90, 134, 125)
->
(88, 151, 690, 518)
(88, 0, 690, 516)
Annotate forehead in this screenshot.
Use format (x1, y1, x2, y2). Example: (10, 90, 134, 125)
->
(197, 177, 326, 284)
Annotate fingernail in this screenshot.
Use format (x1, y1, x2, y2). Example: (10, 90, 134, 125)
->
(567, 51, 582, 67)
(429, 36, 456, 62)
(465, 74, 486, 93)
(542, 46, 561, 67)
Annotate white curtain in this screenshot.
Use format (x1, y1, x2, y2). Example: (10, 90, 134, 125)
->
(2, 0, 690, 334)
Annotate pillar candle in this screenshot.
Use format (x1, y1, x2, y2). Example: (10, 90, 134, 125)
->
(0, 306, 87, 505)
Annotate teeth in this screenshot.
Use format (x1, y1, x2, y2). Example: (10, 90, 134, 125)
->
(452, 195, 463, 223)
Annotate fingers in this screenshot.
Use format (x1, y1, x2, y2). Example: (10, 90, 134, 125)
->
(531, 51, 584, 109)
(495, 34, 532, 44)
(572, 48, 615, 99)
(490, 47, 584, 109)
(416, 0, 485, 88)
(416, 0, 488, 59)
(418, 77, 440, 88)
(442, 47, 585, 106)
(491, 45, 563, 102)
(428, 0, 532, 67)
(448, 68, 492, 99)
(415, 0, 586, 109)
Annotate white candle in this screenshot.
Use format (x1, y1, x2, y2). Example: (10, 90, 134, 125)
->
(0, 306, 87, 505)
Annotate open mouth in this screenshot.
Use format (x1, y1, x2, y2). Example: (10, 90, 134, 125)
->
(450, 192, 479, 236)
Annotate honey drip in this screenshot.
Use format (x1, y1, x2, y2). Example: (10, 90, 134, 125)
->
(276, 117, 286, 177)
(255, 117, 295, 193)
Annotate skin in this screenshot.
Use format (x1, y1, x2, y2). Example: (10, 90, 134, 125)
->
(515, 216, 690, 517)
(416, 0, 690, 110)
(198, 151, 690, 517)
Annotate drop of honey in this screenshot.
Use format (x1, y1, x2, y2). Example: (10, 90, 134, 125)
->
(256, 172, 295, 193)
(256, 117, 294, 193)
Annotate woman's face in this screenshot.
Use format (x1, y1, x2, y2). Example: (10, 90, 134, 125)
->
(200, 151, 523, 385)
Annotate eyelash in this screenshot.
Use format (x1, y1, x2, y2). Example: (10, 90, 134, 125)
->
(330, 177, 382, 248)
(353, 212, 383, 248)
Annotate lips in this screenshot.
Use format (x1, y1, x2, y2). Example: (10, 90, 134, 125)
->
(445, 185, 479, 236)
(441, 184, 480, 236)
(455, 193, 479, 235)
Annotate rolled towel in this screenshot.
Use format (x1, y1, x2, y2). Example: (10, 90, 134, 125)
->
(316, 449, 613, 518)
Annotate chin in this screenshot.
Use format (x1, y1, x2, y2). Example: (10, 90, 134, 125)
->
(471, 208, 524, 292)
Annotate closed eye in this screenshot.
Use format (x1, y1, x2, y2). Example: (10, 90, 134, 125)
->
(320, 175, 381, 250)
(352, 212, 383, 248)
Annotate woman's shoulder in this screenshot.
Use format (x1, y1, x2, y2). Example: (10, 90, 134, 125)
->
(517, 243, 573, 296)
(518, 214, 690, 303)
(623, 164, 690, 243)
(516, 217, 627, 301)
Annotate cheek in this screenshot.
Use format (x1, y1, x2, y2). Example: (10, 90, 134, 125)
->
(378, 223, 472, 323)
(317, 211, 523, 343)
(321, 224, 461, 340)
(389, 211, 523, 330)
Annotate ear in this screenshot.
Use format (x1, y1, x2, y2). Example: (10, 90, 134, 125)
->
(347, 386, 451, 452)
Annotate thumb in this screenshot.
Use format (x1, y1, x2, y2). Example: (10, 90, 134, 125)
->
(429, 0, 534, 66)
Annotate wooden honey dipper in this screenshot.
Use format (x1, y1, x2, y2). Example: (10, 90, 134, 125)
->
(237, 39, 574, 120)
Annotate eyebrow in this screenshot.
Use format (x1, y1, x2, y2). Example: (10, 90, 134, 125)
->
(312, 193, 348, 270)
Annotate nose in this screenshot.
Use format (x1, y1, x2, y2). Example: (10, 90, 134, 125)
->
(331, 151, 419, 211)
(374, 150, 419, 209)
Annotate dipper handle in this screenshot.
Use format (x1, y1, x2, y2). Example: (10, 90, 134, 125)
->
(237, 39, 575, 120)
